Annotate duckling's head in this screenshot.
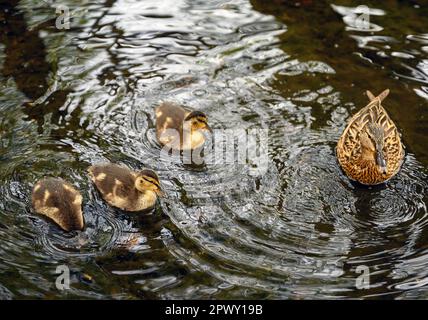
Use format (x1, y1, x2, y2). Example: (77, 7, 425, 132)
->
(134, 169, 162, 195)
(361, 122, 387, 174)
(184, 111, 212, 133)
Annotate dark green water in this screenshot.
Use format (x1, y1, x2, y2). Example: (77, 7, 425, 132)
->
(0, 0, 427, 299)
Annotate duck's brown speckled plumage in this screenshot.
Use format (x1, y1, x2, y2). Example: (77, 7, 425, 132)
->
(88, 163, 159, 212)
(337, 89, 404, 185)
(32, 178, 84, 232)
(155, 102, 209, 150)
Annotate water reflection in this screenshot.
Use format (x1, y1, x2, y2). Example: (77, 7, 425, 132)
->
(0, 0, 428, 299)
(0, 0, 50, 99)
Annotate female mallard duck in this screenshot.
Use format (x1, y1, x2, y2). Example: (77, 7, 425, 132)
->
(155, 102, 212, 151)
(88, 163, 162, 212)
(336, 89, 404, 185)
(32, 178, 84, 232)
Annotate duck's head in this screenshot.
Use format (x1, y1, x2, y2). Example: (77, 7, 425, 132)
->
(184, 111, 212, 133)
(134, 169, 163, 196)
(360, 122, 387, 174)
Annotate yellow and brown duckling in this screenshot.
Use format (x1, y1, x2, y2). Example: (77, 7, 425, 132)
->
(336, 89, 404, 185)
(88, 163, 162, 212)
(155, 102, 212, 151)
(32, 178, 84, 232)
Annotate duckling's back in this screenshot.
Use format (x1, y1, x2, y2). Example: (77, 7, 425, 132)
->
(32, 178, 84, 232)
(88, 163, 145, 212)
(155, 102, 189, 140)
(88, 164, 135, 196)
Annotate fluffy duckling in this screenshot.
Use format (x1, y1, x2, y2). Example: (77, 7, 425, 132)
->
(32, 178, 84, 232)
(336, 89, 404, 185)
(88, 163, 162, 212)
(155, 102, 212, 151)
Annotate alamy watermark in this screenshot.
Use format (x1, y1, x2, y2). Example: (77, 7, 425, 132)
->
(55, 5, 70, 30)
(311, 260, 371, 290)
(344, 5, 371, 31)
(55, 265, 70, 291)
(40, 0, 72, 30)
(53, 262, 371, 291)
(354, 5, 370, 30)
(355, 265, 370, 289)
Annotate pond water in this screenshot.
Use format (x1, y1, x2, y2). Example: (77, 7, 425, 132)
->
(0, 0, 428, 299)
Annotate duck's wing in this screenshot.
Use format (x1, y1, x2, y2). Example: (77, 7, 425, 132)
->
(337, 100, 374, 162)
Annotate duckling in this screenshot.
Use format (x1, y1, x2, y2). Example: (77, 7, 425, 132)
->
(336, 89, 404, 185)
(32, 178, 84, 232)
(88, 163, 162, 212)
(155, 102, 212, 151)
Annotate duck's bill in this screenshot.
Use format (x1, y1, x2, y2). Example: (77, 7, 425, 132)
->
(376, 151, 387, 174)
